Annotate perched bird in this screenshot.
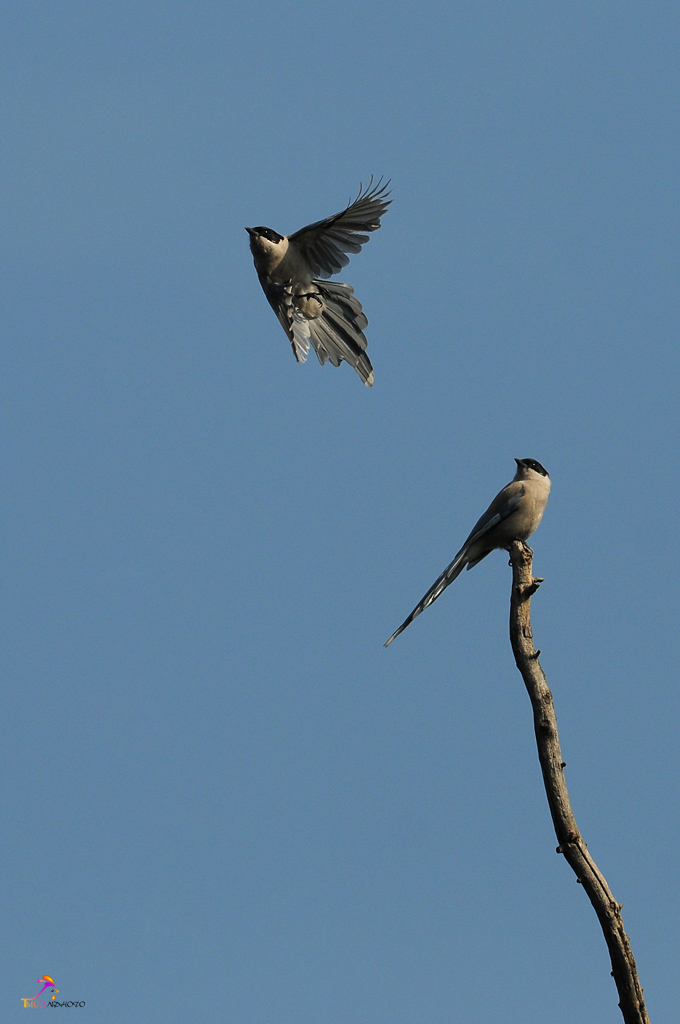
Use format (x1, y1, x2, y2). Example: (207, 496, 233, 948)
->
(385, 458, 551, 647)
(246, 178, 391, 386)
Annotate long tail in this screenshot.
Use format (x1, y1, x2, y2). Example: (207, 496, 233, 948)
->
(384, 550, 468, 647)
(308, 280, 374, 387)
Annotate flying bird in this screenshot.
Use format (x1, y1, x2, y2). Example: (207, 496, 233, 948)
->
(246, 178, 391, 386)
(385, 458, 551, 647)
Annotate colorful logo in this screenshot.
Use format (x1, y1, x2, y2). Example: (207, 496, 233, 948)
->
(21, 976, 58, 1008)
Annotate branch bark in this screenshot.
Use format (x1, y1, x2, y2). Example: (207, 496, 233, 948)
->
(508, 540, 650, 1024)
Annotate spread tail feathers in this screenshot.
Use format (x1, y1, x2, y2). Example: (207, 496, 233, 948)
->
(309, 280, 374, 387)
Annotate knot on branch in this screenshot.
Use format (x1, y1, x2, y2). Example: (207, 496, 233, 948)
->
(513, 578, 544, 599)
(525, 577, 544, 596)
(508, 542, 545, 605)
(555, 831, 582, 855)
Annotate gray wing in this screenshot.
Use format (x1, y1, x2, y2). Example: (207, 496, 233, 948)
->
(460, 481, 526, 549)
(289, 178, 391, 279)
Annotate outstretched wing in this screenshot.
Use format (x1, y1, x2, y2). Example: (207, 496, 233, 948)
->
(289, 178, 391, 279)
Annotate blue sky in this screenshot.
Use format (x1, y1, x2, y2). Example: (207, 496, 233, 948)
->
(2, 2, 679, 1020)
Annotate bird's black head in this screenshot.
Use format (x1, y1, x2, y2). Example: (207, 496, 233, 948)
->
(245, 226, 284, 243)
(515, 458, 549, 477)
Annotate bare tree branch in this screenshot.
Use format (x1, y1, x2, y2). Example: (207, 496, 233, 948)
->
(508, 540, 650, 1024)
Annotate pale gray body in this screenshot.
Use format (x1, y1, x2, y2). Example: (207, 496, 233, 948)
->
(385, 458, 551, 646)
(246, 179, 391, 386)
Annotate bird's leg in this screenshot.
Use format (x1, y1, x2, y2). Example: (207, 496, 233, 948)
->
(293, 287, 324, 320)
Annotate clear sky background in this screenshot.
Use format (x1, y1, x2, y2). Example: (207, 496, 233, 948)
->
(1, 2, 678, 1021)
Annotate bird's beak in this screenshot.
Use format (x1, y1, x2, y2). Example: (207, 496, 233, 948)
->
(514, 458, 524, 467)
(245, 227, 256, 236)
